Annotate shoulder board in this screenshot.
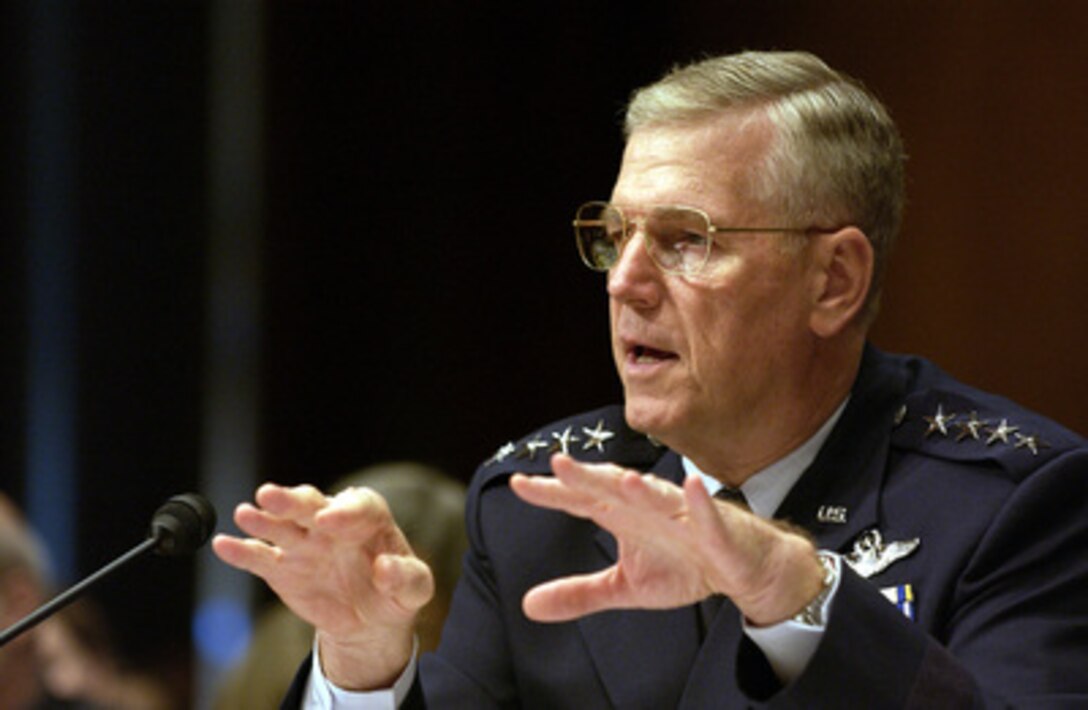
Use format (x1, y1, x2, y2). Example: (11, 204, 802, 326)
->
(476, 404, 664, 484)
(890, 386, 1086, 478)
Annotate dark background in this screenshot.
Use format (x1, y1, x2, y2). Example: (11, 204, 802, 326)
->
(4, 2, 1087, 706)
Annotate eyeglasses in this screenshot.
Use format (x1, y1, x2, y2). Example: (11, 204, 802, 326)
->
(573, 201, 815, 279)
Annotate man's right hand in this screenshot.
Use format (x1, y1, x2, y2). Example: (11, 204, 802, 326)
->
(212, 483, 433, 690)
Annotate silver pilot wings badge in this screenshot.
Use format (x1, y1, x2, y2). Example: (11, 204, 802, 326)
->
(843, 528, 921, 579)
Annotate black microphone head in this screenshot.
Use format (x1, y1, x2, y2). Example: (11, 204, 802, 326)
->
(149, 493, 217, 556)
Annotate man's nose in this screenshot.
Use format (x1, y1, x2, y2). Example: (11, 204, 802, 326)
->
(607, 227, 661, 304)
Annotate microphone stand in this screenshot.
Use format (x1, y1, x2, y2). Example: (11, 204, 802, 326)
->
(0, 533, 161, 647)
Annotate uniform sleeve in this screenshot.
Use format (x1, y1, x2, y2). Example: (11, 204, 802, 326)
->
(764, 448, 1088, 708)
(742, 553, 842, 683)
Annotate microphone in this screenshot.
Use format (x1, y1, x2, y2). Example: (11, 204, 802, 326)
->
(0, 493, 217, 647)
(149, 492, 218, 556)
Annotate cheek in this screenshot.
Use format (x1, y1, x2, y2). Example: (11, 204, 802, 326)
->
(680, 279, 792, 382)
(608, 302, 622, 350)
(681, 304, 737, 382)
(608, 304, 632, 377)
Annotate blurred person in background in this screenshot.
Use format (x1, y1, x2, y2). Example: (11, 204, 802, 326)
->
(1, 493, 175, 710)
(0, 492, 52, 708)
(35, 598, 174, 710)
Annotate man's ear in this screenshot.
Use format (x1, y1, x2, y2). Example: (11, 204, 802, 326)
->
(808, 226, 874, 338)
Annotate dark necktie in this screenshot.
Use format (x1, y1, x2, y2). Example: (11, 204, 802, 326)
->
(714, 485, 749, 509)
(698, 486, 749, 637)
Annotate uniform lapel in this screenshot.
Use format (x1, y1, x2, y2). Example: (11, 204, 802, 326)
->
(775, 346, 907, 552)
(579, 451, 703, 708)
(575, 348, 908, 706)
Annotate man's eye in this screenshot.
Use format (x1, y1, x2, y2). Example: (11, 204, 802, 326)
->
(669, 231, 709, 249)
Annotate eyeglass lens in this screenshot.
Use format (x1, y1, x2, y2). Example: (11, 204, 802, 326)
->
(575, 203, 711, 275)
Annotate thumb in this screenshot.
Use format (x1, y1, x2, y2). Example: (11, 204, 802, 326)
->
(522, 568, 620, 622)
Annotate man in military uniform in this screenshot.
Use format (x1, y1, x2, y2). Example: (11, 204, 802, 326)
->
(214, 51, 1088, 707)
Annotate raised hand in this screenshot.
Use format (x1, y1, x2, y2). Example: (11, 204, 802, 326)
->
(510, 454, 823, 627)
(212, 483, 433, 689)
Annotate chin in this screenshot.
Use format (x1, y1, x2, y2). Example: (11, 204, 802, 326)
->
(622, 395, 679, 441)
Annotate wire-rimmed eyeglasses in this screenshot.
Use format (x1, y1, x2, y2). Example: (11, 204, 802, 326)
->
(573, 201, 819, 279)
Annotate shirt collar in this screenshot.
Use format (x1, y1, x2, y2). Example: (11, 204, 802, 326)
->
(682, 398, 849, 519)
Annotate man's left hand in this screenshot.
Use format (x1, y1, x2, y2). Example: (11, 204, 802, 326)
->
(510, 454, 825, 626)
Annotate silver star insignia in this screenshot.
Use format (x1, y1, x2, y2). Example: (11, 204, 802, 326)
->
(519, 437, 549, 460)
(1013, 433, 1048, 455)
(550, 426, 580, 455)
(923, 404, 957, 437)
(581, 420, 615, 453)
(986, 419, 1019, 446)
(487, 441, 516, 465)
(955, 411, 989, 442)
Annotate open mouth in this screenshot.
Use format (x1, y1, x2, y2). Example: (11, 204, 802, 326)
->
(630, 344, 678, 364)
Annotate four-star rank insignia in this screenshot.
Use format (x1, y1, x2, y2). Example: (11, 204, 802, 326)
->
(907, 402, 1050, 456)
(492, 397, 1053, 471)
(489, 419, 621, 465)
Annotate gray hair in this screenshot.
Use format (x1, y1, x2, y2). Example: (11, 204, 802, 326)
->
(625, 51, 906, 323)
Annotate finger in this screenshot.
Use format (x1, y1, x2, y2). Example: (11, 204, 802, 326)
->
(549, 455, 651, 518)
(683, 475, 719, 527)
(254, 483, 329, 524)
(618, 471, 686, 517)
(683, 476, 772, 596)
(685, 474, 755, 557)
(212, 533, 280, 578)
(233, 502, 309, 547)
(550, 454, 630, 502)
(553, 454, 687, 522)
(522, 568, 628, 623)
(510, 473, 602, 519)
(373, 553, 435, 614)
(314, 486, 394, 534)
(684, 475, 749, 543)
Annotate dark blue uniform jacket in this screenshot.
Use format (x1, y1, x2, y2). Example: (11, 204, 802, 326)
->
(288, 346, 1088, 708)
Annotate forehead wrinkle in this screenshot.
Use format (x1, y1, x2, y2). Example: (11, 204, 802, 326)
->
(613, 110, 777, 224)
